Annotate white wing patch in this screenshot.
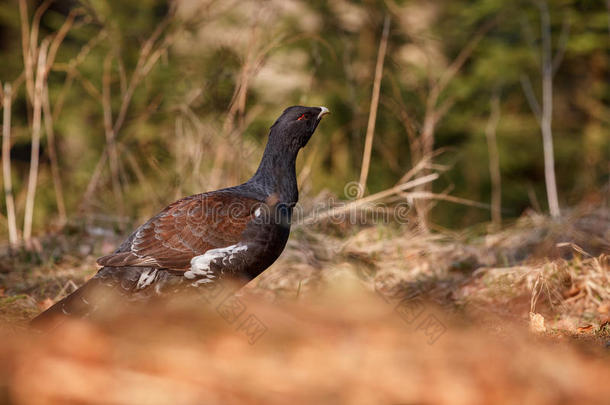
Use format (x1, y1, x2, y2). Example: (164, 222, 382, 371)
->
(136, 269, 158, 289)
(132, 255, 160, 266)
(184, 243, 248, 284)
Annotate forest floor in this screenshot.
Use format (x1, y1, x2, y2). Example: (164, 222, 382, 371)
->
(0, 206, 609, 404)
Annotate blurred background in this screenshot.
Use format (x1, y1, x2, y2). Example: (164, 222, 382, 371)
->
(0, 0, 608, 240)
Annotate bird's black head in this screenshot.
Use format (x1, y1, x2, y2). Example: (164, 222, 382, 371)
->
(269, 106, 329, 152)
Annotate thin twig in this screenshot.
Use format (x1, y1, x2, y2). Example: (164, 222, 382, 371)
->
(358, 14, 390, 198)
(398, 191, 492, 210)
(527, 183, 542, 213)
(302, 173, 439, 225)
(52, 29, 108, 120)
(2, 83, 19, 247)
(382, 95, 420, 162)
(121, 144, 163, 207)
(485, 90, 502, 228)
(42, 83, 66, 224)
(435, 17, 498, 95)
(536, 0, 561, 218)
(297, 139, 321, 187)
(18, 0, 34, 102)
(113, 16, 172, 136)
(70, 69, 102, 100)
(520, 75, 542, 124)
(29, 0, 53, 65)
(551, 15, 570, 76)
(607, 0, 610, 40)
(575, 93, 610, 124)
(23, 39, 49, 244)
(45, 9, 80, 77)
(416, 16, 497, 231)
(80, 19, 174, 206)
(79, 152, 108, 212)
(102, 52, 125, 215)
(396, 149, 446, 185)
(215, 24, 261, 187)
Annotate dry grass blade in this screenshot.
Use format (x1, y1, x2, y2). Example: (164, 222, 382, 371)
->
(42, 83, 66, 224)
(18, 0, 34, 102)
(121, 144, 163, 207)
(556, 242, 593, 258)
(357, 14, 390, 199)
(214, 25, 263, 188)
(297, 139, 320, 187)
(102, 52, 125, 216)
(79, 152, 108, 213)
(23, 39, 49, 245)
(29, 0, 52, 60)
(485, 91, 502, 228)
(2, 83, 19, 247)
(44, 9, 80, 77)
(113, 16, 173, 136)
(538, 0, 561, 218)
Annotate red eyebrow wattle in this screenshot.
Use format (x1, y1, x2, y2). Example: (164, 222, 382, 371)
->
(297, 114, 306, 121)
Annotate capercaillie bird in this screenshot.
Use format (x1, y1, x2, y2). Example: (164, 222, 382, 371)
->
(32, 105, 329, 328)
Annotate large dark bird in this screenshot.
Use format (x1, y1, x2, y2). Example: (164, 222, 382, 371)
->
(32, 105, 329, 328)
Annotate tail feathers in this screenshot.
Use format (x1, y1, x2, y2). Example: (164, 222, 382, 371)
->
(30, 277, 106, 331)
(30, 266, 141, 330)
(30, 266, 190, 330)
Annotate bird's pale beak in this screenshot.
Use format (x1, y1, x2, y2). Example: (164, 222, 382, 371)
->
(317, 106, 330, 120)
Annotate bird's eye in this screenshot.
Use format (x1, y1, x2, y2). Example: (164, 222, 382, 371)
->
(297, 114, 306, 121)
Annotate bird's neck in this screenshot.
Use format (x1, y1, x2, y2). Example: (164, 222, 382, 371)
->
(248, 138, 299, 205)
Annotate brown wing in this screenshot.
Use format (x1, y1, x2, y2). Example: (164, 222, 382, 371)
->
(96, 192, 261, 270)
